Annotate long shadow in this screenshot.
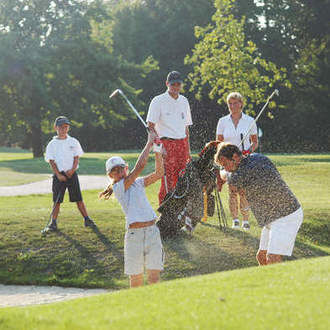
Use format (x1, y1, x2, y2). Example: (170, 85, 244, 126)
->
(56, 230, 105, 268)
(213, 223, 329, 260)
(91, 226, 124, 262)
(162, 227, 258, 280)
(290, 239, 329, 260)
(54, 230, 122, 287)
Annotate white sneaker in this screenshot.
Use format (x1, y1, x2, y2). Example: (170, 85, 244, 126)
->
(232, 219, 240, 229)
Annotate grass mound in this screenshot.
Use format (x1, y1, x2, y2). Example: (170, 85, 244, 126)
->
(1, 256, 329, 330)
(0, 153, 329, 289)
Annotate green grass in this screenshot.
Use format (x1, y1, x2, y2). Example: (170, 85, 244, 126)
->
(0, 153, 329, 290)
(0, 149, 151, 186)
(0, 257, 329, 330)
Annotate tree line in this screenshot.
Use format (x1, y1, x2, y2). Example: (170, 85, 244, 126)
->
(0, 0, 329, 157)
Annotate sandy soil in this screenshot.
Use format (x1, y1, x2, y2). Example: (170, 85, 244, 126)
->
(0, 284, 108, 308)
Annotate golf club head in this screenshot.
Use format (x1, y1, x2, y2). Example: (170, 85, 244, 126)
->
(109, 89, 122, 99)
(274, 89, 279, 96)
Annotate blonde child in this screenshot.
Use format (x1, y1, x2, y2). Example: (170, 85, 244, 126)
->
(100, 132, 164, 287)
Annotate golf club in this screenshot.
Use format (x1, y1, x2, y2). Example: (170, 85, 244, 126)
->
(239, 89, 279, 149)
(214, 187, 228, 230)
(109, 89, 148, 129)
(109, 88, 169, 193)
(41, 181, 66, 235)
(240, 133, 245, 151)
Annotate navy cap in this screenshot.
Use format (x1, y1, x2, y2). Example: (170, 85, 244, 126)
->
(54, 116, 71, 127)
(167, 71, 183, 85)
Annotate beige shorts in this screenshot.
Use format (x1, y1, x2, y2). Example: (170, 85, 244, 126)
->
(259, 207, 303, 256)
(124, 224, 164, 275)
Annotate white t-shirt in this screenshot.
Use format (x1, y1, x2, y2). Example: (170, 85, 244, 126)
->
(146, 91, 193, 139)
(45, 135, 84, 171)
(113, 177, 157, 228)
(216, 113, 257, 151)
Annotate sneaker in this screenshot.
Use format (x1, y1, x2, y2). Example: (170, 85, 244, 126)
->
(84, 218, 96, 227)
(232, 219, 240, 229)
(44, 222, 57, 233)
(242, 221, 250, 230)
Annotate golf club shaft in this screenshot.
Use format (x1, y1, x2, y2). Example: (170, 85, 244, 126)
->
(110, 89, 148, 129)
(110, 88, 169, 193)
(238, 89, 279, 149)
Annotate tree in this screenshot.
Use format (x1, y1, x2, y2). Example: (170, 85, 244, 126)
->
(185, 0, 289, 112)
(244, 0, 330, 151)
(0, 0, 153, 156)
(109, 0, 215, 99)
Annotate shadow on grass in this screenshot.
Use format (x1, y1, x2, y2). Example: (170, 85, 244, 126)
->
(91, 226, 124, 262)
(195, 222, 329, 262)
(55, 230, 124, 288)
(162, 224, 258, 280)
(225, 226, 329, 260)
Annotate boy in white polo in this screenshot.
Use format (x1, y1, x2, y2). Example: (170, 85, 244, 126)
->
(147, 71, 193, 205)
(215, 143, 303, 265)
(100, 132, 164, 288)
(44, 116, 95, 231)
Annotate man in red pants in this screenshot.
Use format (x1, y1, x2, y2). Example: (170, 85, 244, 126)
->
(146, 71, 192, 205)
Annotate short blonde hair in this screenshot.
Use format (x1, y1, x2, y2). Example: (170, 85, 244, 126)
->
(226, 92, 244, 104)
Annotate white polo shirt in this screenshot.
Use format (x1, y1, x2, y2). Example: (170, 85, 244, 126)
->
(216, 113, 257, 151)
(45, 135, 84, 171)
(146, 91, 192, 139)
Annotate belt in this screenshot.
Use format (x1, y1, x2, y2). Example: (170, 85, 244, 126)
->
(128, 220, 156, 229)
(160, 137, 185, 141)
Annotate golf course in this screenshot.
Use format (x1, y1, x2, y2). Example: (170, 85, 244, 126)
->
(0, 149, 329, 329)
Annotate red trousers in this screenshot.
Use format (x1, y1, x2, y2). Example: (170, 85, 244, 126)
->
(159, 138, 190, 205)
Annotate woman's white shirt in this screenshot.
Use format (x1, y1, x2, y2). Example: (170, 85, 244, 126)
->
(216, 113, 257, 151)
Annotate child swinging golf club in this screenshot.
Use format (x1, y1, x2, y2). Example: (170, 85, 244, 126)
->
(99, 131, 165, 288)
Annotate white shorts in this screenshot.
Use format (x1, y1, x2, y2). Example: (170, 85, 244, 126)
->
(124, 224, 164, 275)
(259, 207, 303, 256)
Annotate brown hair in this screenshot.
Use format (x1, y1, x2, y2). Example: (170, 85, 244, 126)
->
(99, 183, 114, 200)
(215, 142, 242, 163)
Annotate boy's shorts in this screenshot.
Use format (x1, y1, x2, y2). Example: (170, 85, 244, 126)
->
(259, 207, 303, 256)
(52, 172, 82, 203)
(124, 224, 164, 275)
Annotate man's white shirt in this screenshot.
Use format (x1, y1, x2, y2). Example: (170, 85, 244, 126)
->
(45, 135, 84, 171)
(146, 91, 192, 139)
(216, 113, 257, 151)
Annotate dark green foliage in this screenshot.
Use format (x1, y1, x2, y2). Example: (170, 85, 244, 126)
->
(0, 0, 153, 156)
(0, 0, 329, 152)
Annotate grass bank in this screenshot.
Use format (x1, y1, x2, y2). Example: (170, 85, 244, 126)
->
(0, 257, 329, 330)
(0, 153, 329, 289)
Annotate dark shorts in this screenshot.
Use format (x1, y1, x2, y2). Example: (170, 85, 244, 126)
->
(52, 172, 82, 203)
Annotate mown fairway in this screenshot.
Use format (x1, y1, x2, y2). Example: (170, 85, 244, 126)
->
(0, 257, 329, 330)
(0, 150, 329, 289)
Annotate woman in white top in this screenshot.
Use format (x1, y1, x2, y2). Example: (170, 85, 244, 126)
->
(216, 92, 258, 230)
(99, 132, 164, 288)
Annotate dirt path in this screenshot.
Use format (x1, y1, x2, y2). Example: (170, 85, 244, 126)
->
(0, 175, 107, 196)
(0, 284, 108, 308)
